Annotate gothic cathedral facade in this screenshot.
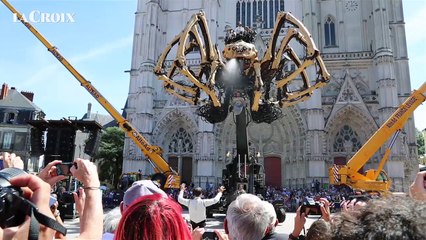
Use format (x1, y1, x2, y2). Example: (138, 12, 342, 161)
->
(123, 0, 418, 192)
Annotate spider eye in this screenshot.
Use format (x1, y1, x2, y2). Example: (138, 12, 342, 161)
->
(232, 46, 237, 51)
(243, 47, 247, 51)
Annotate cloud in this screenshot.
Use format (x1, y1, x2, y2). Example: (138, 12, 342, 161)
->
(70, 35, 133, 63)
(24, 35, 133, 86)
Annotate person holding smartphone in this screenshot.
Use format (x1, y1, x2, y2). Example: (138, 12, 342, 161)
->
(38, 160, 68, 186)
(38, 158, 104, 239)
(409, 170, 426, 201)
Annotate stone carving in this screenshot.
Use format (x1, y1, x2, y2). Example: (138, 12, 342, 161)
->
(339, 88, 358, 102)
(167, 128, 193, 153)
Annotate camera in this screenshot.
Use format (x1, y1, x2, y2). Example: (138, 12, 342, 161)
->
(0, 168, 32, 228)
(56, 163, 74, 176)
(202, 230, 219, 240)
(300, 197, 322, 216)
(60, 191, 76, 203)
(272, 200, 286, 223)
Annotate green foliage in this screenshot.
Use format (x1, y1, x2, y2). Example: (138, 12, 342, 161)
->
(416, 128, 425, 156)
(95, 127, 124, 189)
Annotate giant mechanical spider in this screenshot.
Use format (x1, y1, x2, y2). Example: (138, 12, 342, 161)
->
(154, 11, 329, 124)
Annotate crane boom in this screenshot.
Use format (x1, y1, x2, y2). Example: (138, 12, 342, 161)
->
(1, 0, 180, 188)
(347, 82, 426, 172)
(330, 81, 426, 192)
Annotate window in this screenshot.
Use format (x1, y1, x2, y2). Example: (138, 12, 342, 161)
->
(333, 125, 362, 153)
(324, 16, 336, 46)
(274, 0, 279, 17)
(258, 1, 262, 17)
(2, 132, 13, 150)
(252, 1, 257, 25)
(236, 0, 284, 28)
(168, 128, 193, 153)
(247, 2, 251, 27)
(242, 1, 246, 27)
(4, 112, 17, 124)
(236, 2, 241, 24)
(263, 1, 267, 27)
(269, 0, 274, 28)
(14, 132, 27, 151)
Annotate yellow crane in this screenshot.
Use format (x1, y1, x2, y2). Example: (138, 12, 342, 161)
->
(329, 81, 426, 192)
(1, 0, 180, 189)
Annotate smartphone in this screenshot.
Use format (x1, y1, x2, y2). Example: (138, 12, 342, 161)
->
(56, 163, 74, 176)
(202, 230, 219, 240)
(49, 195, 57, 207)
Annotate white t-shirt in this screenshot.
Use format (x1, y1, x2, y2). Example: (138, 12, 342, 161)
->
(178, 191, 222, 223)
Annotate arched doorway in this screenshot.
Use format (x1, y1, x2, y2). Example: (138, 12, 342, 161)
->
(167, 127, 194, 184)
(181, 156, 193, 184)
(333, 156, 346, 165)
(264, 156, 282, 187)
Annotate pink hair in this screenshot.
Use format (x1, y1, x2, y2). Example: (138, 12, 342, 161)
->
(115, 194, 191, 240)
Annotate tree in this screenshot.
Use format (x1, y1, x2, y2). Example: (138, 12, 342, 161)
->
(416, 128, 425, 156)
(95, 127, 124, 189)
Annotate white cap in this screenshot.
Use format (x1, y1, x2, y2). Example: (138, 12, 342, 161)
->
(123, 180, 167, 207)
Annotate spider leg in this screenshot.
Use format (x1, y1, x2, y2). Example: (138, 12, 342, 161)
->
(261, 11, 330, 107)
(154, 11, 223, 107)
(178, 12, 222, 107)
(164, 87, 197, 104)
(276, 46, 311, 89)
(251, 59, 263, 111)
(154, 36, 198, 105)
(209, 44, 226, 87)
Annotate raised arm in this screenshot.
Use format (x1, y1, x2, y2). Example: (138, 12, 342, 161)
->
(178, 183, 190, 207)
(203, 186, 225, 207)
(70, 158, 103, 240)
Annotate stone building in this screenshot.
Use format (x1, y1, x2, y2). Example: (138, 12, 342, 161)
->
(0, 83, 45, 169)
(123, 0, 418, 191)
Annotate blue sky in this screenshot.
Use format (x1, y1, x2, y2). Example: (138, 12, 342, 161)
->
(0, 0, 135, 120)
(0, 0, 425, 131)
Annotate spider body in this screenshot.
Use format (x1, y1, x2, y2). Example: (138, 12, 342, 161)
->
(154, 11, 329, 124)
(223, 41, 257, 62)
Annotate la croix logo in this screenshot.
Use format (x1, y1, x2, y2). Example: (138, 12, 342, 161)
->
(13, 10, 75, 23)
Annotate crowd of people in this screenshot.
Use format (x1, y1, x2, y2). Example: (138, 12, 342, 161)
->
(1, 151, 426, 240)
(168, 181, 354, 213)
(262, 185, 355, 212)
